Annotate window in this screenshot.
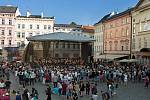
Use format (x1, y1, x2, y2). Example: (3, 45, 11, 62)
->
(114, 30, 117, 38)
(73, 44, 76, 49)
(9, 30, 12, 35)
(114, 43, 117, 50)
(110, 32, 112, 38)
(18, 24, 21, 29)
(126, 18, 129, 23)
(133, 24, 136, 34)
(122, 19, 126, 24)
(55, 53, 59, 58)
(62, 43, 65, 48)
(109, 43, 112, 51)
(2, 19, 5, 25)
(29, 33, 32, 36)
(36, 44, 39, 48)
(17, 42, 20, 47)
(77, 44, 80, 49)
(55, 28, 59, 30)
(48, 25, 51, 30)
(121, 28, 125, 36)
(9, 19, 12, 25)
(22, 24, 25, 29)
(105, 33, 107, 39)
(67, 43, 70, 49)
(144, 37, 147, 48)
(36, 33, 40, 35)
(122, 46, 124, 51)
(105, 43, 107, 51)
(126, 28, 129, 36)
(139, 38, 141, 49)
(55, 42, 59, 48)
(17, 32, 21, 38)
(125, 43, 128, 50)
(22, 32, 25, 38)
(9, 40, 11, 45)
(44, 25, 47, 29)
(37, 25, 39, 29)
(1, 40, 4, 45)
(30, 24, 33, 29)
(132, 37, 135, 49)
(1, 30, 4, 35)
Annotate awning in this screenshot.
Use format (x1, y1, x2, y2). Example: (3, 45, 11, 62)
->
(95, 54, 129, 60)
(118, 59, 138, 63)
(140, 48, 150, 52)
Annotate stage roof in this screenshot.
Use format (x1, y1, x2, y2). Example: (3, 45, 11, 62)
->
(27, 32, 95, 42)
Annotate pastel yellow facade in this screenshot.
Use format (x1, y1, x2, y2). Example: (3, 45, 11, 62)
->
(131, 0, 150, 64)
(94, 23, 103, 59)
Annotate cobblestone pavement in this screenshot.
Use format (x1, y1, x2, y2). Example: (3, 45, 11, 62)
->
(9, 73, 150, 100)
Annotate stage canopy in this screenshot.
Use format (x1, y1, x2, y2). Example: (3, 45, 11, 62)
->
(94, 54, 128, 60)
(27, 32, 95, 42)
(118, 59, 138, 63)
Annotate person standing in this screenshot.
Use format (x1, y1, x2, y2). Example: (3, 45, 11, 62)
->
(72, 90, 78, 100)
(124, 73, 128, 86)
(62, 82, 67, 95)
(5, 79, 11, 91)
(46, 87, 51, 100)
(101, 91, 110, 100)
(58, 82, 62, 95)
(144, 76, 149, 88)
(79, 82, 85, 97)
(15, 91, 22, 100)
(22, 90, 29, 100)
(85, 82, 90, 95)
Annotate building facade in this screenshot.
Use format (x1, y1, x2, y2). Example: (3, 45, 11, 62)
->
(103, 9, 132, 60)
(54, 24, 82, 33)
(131, 0, 150, 64)
(94, 23, 104, 60)
(93, 14, 111, 61)
(15, 12, 55, 47)
(0, 6, 21, 60)
(0, 6, 20, 48)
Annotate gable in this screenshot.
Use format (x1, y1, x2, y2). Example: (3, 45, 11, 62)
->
(136, 0, 150, 9)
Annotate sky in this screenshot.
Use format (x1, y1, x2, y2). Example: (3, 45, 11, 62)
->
(0, 0, 139, 25)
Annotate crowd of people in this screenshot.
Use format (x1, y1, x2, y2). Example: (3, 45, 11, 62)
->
(0, 58, 150, 100)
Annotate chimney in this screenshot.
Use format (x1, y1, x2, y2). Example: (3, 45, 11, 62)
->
(41, 12, 43, 18)
(26, 11, 31, 17)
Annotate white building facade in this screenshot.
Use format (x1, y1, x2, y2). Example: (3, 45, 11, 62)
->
(15, 13, 55, 46)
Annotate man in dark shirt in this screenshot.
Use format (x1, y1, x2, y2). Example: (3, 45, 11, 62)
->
(5, 79, 11, 90)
